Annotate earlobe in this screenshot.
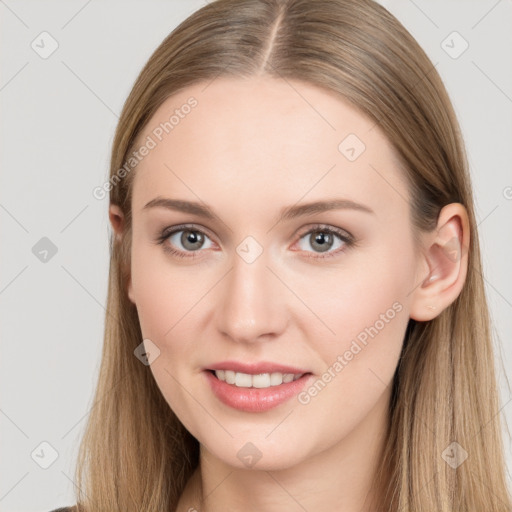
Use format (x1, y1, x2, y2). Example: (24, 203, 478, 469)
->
(127, 277, 136, 304)
(409, 203, 470, 321)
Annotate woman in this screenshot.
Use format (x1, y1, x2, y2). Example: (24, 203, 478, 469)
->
(54, 0, 512, 510)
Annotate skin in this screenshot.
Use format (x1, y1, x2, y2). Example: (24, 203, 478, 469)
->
(109, 76, 470, 512)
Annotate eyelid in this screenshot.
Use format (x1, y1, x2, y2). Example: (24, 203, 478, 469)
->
(159, 223, 217, 243)
(294, 223, 353, 242)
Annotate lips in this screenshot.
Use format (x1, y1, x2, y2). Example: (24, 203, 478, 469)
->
(206, 360, 310, 375)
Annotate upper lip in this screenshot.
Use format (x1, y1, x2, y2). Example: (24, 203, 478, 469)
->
(206, 360, 310, 375)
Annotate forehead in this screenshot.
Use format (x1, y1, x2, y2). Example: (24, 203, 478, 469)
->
(131, 76, 409, 220)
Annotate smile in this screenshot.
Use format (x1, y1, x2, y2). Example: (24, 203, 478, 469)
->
(204, 370, 313, 412)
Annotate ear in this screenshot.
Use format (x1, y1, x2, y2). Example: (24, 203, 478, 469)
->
(109, 204, 135, 304)
(109, 203, 125, 241)
(409, 203, 470, 321)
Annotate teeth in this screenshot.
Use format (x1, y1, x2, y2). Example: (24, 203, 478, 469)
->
(235, 372, 252, 387)
(214, 370, 304, 388)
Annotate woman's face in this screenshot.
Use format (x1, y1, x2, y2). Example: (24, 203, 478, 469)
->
(123, 76, 424, 470)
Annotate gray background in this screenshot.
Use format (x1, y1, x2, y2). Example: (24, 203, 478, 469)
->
(1, 1, 511, 510)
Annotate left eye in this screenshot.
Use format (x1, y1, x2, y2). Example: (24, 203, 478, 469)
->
(296, 227, 350, 255)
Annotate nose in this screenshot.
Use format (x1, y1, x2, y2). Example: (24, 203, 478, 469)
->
(215, 249, 289, 344)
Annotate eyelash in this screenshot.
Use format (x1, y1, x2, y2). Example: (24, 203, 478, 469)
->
(155, 223, 356, 260)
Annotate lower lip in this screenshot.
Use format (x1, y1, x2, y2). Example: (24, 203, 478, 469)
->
(204, 370, 312, 412)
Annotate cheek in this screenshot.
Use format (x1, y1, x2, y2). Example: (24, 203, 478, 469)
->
(310, 282, 407, 402)
(293, 272, 408, 450)
(130, 242, 197, 340)
(301, 250, 411, 345)
(302, 235, 414, 394)
(130, 244, 203, 418)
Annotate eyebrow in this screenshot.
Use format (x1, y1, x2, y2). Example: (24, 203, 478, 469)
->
(142, 197, 375, 221)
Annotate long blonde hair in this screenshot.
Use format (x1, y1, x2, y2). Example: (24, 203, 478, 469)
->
(73, 0, 511, 510)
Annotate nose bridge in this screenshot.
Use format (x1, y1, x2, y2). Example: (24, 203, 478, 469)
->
(215, 240, 286, 343)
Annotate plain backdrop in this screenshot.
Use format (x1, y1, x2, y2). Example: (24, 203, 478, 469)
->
(1, 1, 511, 510)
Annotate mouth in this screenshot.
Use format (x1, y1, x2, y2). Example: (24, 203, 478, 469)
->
(204, 369, 314, 412)
(207, 369, 310, 389)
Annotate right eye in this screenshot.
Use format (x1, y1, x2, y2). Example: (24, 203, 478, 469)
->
(156, 225, 215, 258)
